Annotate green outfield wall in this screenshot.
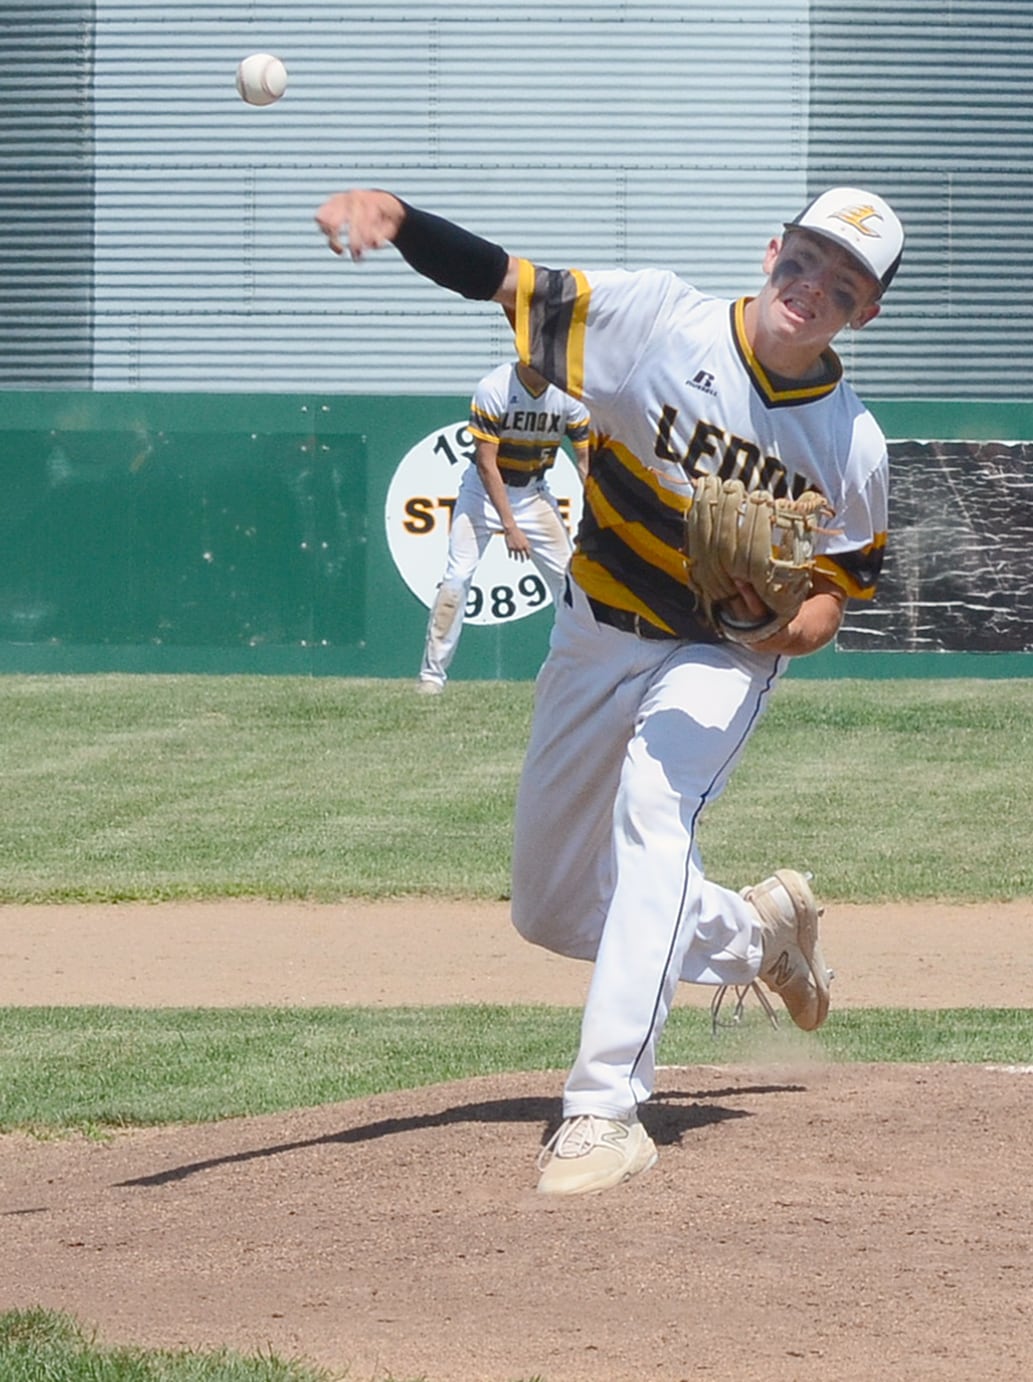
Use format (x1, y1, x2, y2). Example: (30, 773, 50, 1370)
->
(0, 392, 1030, 680)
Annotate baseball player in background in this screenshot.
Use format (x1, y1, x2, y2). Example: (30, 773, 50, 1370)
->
(417, 360, 591, 694)
(314, 184, 904, 1195)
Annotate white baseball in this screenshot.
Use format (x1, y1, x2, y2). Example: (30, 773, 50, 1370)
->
(235, 53, 288, 107)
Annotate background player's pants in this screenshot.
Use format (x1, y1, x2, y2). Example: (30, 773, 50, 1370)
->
(511, 576, 786, 1121)
(419, 473, 572, 687)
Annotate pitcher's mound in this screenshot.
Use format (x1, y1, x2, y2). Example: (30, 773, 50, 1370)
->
(2, 1061, 1031, 1381)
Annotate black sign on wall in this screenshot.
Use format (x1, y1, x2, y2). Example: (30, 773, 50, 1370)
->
(839, 441, 1033, 652)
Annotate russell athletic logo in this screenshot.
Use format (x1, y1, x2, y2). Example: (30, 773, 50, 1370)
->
(687, 368, 718, 397)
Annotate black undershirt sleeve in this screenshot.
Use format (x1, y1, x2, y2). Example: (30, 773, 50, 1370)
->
(393, 201, 510, 301)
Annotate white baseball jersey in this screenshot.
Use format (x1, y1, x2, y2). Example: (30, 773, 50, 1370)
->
(513, 260, 889, 636)
(467, 361, 591, 486)
(509, 257, 891, 1124)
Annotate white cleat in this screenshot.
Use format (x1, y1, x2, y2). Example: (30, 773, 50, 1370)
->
(536, 1115, 658, 1195)
(744, 868, 831, 1031)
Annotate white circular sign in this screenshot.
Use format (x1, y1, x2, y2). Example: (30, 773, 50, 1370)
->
(385, 419, 583, 626)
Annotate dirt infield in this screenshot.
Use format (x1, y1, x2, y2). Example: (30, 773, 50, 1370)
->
(2, 899, 1032, 1381)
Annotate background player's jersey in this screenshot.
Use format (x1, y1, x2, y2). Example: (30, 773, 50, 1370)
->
(467, 362, 591, 487)
(513, 260, 888, 638)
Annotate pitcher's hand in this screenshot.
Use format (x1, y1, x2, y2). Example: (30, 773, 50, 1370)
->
(314, 190, 405, 260)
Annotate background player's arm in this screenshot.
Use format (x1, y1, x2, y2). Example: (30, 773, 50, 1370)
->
(573, 441, 591, 485)
(474, 438, 531, 561)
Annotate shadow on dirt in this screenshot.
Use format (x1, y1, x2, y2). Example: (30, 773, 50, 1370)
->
(118, 1081, 806, 1187)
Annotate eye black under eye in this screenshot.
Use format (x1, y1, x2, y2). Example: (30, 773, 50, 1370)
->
(777, 255, 803, 277)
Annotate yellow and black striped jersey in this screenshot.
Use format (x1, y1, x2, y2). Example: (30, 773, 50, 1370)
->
(467, 361, 591, 486)
(513, 260, 888, 638)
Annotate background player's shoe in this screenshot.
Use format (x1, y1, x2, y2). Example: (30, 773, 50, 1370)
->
(536, 1114, 657, 1195)
(415, 678, 444, 695)
(745, 869, 831, 1031)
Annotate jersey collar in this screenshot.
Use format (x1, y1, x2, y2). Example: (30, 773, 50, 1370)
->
(731, 298, 843, 407)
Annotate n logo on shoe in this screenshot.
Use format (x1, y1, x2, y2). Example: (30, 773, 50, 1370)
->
(768, 950, 794, 989)
(601, 1123, 630, 1148)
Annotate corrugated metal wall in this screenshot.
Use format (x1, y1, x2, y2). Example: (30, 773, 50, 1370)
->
(87, 0, 810, 393)
(809, 0, 1033, 398)
(1, 1, 1031, 398)
(0, 1, 96, 386)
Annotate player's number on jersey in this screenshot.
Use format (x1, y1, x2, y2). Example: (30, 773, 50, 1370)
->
(465, 574, 548, 621)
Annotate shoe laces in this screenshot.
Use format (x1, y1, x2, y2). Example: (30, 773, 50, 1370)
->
(536, 1114, 619, 1171)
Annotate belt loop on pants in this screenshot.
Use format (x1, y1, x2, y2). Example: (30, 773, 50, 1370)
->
(587, 597, 678, 641)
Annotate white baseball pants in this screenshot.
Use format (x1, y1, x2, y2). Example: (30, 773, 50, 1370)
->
(511, 576, 785, 1121)
(419, 472, 572, 687)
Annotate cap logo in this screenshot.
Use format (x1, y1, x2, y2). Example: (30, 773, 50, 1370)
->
(830, 203, 884, 239)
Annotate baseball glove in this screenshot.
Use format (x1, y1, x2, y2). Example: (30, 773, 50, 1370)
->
(685, 475, 835, 645)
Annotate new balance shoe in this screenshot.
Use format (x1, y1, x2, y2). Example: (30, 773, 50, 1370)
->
(536, 1114, 658, 1195)
(744, 868, 831, 1031)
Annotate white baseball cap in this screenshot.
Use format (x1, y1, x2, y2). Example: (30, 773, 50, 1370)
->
(785, 187, 904, 293)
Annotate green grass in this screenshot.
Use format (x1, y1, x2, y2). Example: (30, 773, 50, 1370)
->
(0, 1308, 338, 1381)
(703, 677, 1033, 899)
(0, 1005, 579, 1134)
(0, 674, 1032, 902)
(0, 675, 529, 902)
(2, 673, 1030, 1380)
(0, 1305, 548, 1382)
(1, 1005, 1029, 1137)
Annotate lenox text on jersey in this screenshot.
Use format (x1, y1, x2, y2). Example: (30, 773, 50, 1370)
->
(653, 404, 815, 500)
(500, 409, 565, 433)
